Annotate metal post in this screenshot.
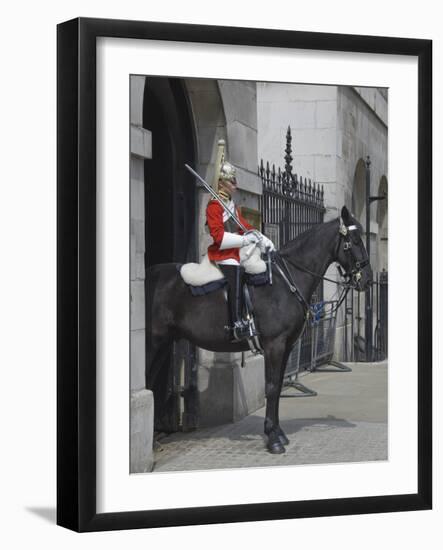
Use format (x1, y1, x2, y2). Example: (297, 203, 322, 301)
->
(365, 156, 373, 362)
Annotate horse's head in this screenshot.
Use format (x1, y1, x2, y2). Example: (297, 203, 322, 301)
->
(336, 206, 373, 292)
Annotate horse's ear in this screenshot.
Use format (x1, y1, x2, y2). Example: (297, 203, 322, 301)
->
(341, 205, 351, 223)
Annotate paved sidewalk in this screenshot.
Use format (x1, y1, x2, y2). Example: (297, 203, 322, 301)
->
(153, 362, 387, 472)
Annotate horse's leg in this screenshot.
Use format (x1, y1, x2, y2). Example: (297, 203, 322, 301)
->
(274, 345, 292, 446)
(264, 338, 288, 454)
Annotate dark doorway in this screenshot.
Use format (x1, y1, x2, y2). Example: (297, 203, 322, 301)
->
(143, 77, 198, 433)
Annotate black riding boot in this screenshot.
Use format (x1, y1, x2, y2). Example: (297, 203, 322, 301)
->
(219, 264, 253, 342)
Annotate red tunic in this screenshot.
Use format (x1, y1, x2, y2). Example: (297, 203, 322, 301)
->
(206, 199, 254, 262)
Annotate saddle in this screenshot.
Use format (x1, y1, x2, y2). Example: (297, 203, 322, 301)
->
(179, 245, 268, 294)
(178, 247, 271, 356)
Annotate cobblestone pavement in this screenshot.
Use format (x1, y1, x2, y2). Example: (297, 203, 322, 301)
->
(153, 362, 388, 472)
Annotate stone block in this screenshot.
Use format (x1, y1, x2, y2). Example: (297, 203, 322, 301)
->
(286, 101, 316, 129)
(130, 125, 152, 159)
(235, 166, 262, 196)
(335, 182, 346, 210)
(131, 155, 144, 183)
(131, 247, 145, 281)
(131, 280, 145, 331)
(130, 171, 144, 221)
(185, 78, 212, 93)
(340, 131, 360, 163)
(258, 109, 322, 170)
(130, 76, 146, 126)
(233, 355, 265, 422)
(258, 82, 337, 103)
(130, 389, 154, 473)
(314, 155, 336, 183)
(292, 155, 315, 181)
(227, 121, 258, 173)
(196, 347, 217, 369)
(131, 219, 145, 253)
(257, 131, 283, 170)
(219, 80, 257, 129)
(265, 102, 290, 131)
(188, 89, 225, 127)
(198, 363, 235, 427)
(354, 87, 388, 126)
(130, 233, 135, 281)
(197, 125, 226, 165)
(374, 90, 388, 126)
(131, 329, 146, 391)
(197, 351, 265, 428)
(135, 253, 145, 280)
(322, 183, 338, 218)
(353, 86, 371, 106)
(324, 204, 340, 222)
(316, 101, 337, 129)
(291, 128, 336, 156)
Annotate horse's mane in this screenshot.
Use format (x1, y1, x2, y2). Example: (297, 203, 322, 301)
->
(278, 218, 339, 255)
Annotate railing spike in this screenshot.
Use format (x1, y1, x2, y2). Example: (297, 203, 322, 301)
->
(285, 126, 293, 176)
(271, 163, 276, 188)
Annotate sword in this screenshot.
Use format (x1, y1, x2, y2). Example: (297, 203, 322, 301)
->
(185, 163, 248, 233)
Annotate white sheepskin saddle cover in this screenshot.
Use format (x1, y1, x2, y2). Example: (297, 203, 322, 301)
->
(180, 245, 267, 287)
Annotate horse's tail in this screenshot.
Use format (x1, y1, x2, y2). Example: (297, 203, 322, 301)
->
(145, 264, 163, 343)
(145, 263, 182, 341)
(144, 263, 181, 392)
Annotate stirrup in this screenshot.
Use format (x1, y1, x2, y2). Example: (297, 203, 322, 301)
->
(234, 320, 259, 342)
(225, 321, 250, 342)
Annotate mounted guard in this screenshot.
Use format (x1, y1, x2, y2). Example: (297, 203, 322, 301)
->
(187, 140, 275, 342)
(147, 201, 373, 453)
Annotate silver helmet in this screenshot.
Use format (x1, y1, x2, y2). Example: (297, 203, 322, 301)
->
(219, 161, 237, 184)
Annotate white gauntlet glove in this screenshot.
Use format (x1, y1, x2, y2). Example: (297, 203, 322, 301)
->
(242, 232, 260, 247)
(259, 234, 275, 252)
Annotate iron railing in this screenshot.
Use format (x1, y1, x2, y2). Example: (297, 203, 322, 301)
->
(259, 126, 325, 251)
(342, 271, 388, 362)
(282, 300, 351, 397)
(259, 126, 326, 369)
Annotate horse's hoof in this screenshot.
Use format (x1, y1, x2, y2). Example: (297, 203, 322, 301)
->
(279, 434, 290, 446)
(267, 441, 286, 454)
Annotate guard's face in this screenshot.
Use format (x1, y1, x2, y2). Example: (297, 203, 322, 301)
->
(219, 178, 238, 195)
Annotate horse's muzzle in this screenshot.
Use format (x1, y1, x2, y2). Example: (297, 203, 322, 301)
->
(353, 269, 373, 292)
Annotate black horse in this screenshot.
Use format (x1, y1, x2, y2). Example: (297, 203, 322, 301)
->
(145, 206, 372, 453)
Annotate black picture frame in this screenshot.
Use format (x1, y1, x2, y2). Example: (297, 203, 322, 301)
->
(57, 17, 432, 532)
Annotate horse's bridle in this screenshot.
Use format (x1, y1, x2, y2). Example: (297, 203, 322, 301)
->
(272, 218, 371, 320)
(337, 218, 370, 289)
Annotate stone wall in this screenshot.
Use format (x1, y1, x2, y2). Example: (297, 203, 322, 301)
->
(337, 86, 388, 273)
(257, 82, 339, 220)
(257, 82, 388, 361)
(336, 86, 388, 359)
(130, 76, 154, 473)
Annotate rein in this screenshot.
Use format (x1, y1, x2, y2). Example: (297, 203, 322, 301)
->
(273, 254, 350, 320)
(271, 219, 369, 320)
(277, 253, 349, 287)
